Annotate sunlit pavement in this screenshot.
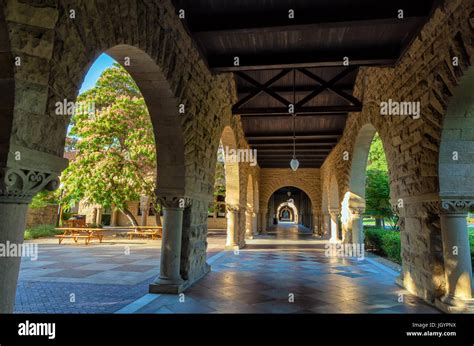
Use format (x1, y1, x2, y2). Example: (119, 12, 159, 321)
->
(15, 224, 438, 313)
(127, 223, 439, 314)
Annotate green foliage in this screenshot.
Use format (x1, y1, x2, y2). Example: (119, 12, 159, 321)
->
(24, 225, 62, 240)
(61, 64, 156, 216)
(367, 133, 388, 172)
(365, 228, 402, 264)
(365, 133, 397, 228)
(214, 145, 226, 197)
(29, 190, 59, 209)
(470, 229, 474, 268)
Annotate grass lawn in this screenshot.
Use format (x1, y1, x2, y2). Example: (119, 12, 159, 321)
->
(24, 224, 62, 240)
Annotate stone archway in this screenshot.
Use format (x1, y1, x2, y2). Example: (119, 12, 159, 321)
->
(277, 202, 298, 223)
(342, 123, 378, 246)
(0, 1, 238, 311)
(437, 66, 474, 310)
(220, 126, 241, 249)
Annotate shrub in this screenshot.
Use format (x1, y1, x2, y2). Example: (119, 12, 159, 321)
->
(470, 231, 474, 268)
(365, 228, 402, 264)
(24, 225, 62, 240)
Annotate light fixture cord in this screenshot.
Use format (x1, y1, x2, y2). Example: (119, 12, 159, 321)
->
(292, 68, 296, 159)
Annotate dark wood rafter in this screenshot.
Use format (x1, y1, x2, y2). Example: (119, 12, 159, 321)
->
(233, 67, 362, 116)
(172, 0, 439, 168)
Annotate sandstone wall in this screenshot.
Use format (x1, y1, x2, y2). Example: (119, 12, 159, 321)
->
(320, 0, 474, 301)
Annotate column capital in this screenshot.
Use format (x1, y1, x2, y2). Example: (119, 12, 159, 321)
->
(226, 203, 240, 213)
(157, 196, 191, 209)
(441, 199, 474, 215)
(328, 208, 340, 217)
(349, 207, 365, 215)
(0, 167, 60, 204)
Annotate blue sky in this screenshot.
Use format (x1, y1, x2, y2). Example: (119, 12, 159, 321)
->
(79, 53, 116, 94)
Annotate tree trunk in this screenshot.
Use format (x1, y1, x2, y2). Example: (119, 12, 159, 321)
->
(375, 217, 383, 228)
(121, 207, 139, 227)
(155, 213, 162, 227)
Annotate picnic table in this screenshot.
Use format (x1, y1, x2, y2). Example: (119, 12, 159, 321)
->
(54, 227, 105, 245)
(108, 226, 163, 240)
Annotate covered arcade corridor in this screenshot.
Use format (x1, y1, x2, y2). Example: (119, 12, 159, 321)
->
(0, 0, 473, 314)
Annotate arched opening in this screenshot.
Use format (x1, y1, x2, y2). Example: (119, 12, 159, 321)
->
(276, 202, 297, 223)
(219, 126, 241, 249)
(16, 45, 189, 308)
(438, 66, 474, 305)
(55, 55, 159, 229)
(265, 186, 313, 237)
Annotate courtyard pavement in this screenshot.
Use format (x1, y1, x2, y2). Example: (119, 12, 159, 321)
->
(15, 224, 439, 314)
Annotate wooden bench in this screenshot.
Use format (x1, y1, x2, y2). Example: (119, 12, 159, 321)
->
(54, 228, 105, 245)
(126, 229, 161, 240)
(55, 234, 92, 245)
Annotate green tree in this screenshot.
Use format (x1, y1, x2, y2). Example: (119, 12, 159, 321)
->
(61, 63, 156, 226)
(365, 134, 397, 229)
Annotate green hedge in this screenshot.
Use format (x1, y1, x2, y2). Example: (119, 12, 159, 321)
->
(470, 231, 474, 268)
(365, 228, 474, 268)
(24, 224, 62, 240)
(365, 228, 402, 264)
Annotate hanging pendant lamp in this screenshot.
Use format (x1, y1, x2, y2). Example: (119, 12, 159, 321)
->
(290, 69, 299, 171)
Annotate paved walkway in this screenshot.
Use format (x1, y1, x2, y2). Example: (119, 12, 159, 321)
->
(15, 224, 439, 313)
(15, 231, 226, 313)
(127, 223, 438, 313)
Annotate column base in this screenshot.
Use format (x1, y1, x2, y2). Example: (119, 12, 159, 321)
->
(149, 263, 211, 294)
(149, 277, 187, 294)
(435, 295, 474, 313)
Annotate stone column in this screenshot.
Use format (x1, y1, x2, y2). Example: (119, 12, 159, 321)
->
(245, 208, 253, 239)
(260, 209, 267, 233)
(322, 212, 331, 239)
(437, 200, 474, 309)
(149, 197, 188, 294)
(225, 204, 240, 249)
(139, 195, 150, 226)
(350, 207, 365, 246)
(0, 166, 62, 313)
(252, 212, 258, 236)
(329, 209, 340, 243)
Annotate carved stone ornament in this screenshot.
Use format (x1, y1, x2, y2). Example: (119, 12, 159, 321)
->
(441, 199, 474, 214)
(350, 207, 365, 215)
(157, 196, 192, 209)
(0, 167, 60, 204)
(226, 204, 240, 213)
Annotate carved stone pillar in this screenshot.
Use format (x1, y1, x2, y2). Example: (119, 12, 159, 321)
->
(436, 199, 474, 312)
(139, 195, 150, 226)
(328, 208, 340, 243)
(225, 204, 240, 249)
(0, 163, 62, 313)
(252, 212, 258, 236)
(260, 208, 267, 233)
(149, 196, 190, 294)
(350, 207, 365, 246)
(322, 212, 331, 239)
(245, 208, 253, 239)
